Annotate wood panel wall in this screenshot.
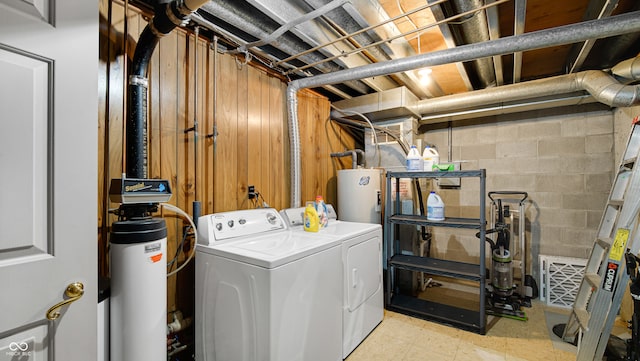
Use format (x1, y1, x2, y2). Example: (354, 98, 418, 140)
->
(98, 0, 355, 317)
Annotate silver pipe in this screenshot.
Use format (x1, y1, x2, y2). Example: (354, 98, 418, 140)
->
(448, 122, 452, 163)
(413, 67, 639, 117)
(612, 57, 640, 80)
(286, 0, 509, 75)
(200, 1, 370, 95)
(287, 86, 302, 207)
(449, 0, 496, 88)
(238, 0, 349, 52)
(418, 94, 597, 124)
(290, 11, 640, 91)
(275, 0, 448, 66)
(287, 11, 640, 207)
(512, 0, 527, 82)
(194, 27, 199, 202)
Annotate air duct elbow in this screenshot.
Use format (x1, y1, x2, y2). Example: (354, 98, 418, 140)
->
(579, 70, 640, 107)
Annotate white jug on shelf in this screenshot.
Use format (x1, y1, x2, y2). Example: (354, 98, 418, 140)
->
(427, 191, 445, 221)
(422, 146, 439, 171)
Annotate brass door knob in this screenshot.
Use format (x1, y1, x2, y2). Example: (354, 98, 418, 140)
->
(46, 282, 84, 320)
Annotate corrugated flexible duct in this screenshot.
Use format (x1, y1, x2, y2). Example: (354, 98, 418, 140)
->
(126, 0, 209, 179)
(286, 11, 640, 207)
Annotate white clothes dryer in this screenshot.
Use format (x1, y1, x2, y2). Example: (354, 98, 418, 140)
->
(195, 208, 342, 361)
(280, 205, 383, 358)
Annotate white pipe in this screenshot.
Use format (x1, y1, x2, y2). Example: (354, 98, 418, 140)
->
(161, 203, 197, 278)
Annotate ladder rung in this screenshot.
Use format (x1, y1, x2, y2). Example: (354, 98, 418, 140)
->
(585, 272, 601, 288)
(596, 237, 613, 250)
(622, 156, 637, 167)
(574, 307, 590, 330)
(609, 199, 624, 207)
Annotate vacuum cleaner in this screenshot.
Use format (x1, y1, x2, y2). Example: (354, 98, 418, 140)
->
(477, 191, 538, 321)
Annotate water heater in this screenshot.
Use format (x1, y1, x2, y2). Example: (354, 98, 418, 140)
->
(337, 168, 382, 223)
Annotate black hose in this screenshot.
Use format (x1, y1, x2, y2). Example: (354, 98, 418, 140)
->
(126, 82, 149, 178)
(476, 228, 497, 250)
(126, 1, 189, 178)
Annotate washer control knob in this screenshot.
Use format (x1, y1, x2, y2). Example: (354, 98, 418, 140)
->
(215, 222, 223, 231)
(227, 220, 234, 228)
(238, 218, 246, 225)
(266, 212, 277, 225)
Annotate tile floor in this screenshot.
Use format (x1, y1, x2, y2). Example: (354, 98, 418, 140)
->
(345, 300, 579, 361)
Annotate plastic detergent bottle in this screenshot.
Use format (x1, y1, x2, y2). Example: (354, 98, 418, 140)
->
(303, 203, 320, 232)
(315, 195, 329, 228)
(422, 146, 440, 171)
(427, 191, 445, 221)
(406, 145, 422, 171)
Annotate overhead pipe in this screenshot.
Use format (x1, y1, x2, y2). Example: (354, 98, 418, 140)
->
(198, 1, 371, 95)
(330, 149, 365, 169)
(126, 0, 209, 179)
(411, 61, 640, 122)
(287, 11, 640, 207)
(446, 0, 496, 88)
(236, 0, 349, 53)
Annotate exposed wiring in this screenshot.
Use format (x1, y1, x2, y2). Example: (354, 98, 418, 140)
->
(396, 0, 421, 53)
(330, 104, 382, 167)
(447, 10, 482, 25)
(249, 191, 270, 208)
(235, 51, 253, 69)
(161, 203, 198, 277)
(167, 225, 192, 271)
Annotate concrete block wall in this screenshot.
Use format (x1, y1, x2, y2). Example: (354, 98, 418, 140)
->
(419, 107, 629, 280)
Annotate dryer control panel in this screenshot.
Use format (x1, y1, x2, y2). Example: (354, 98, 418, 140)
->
(197, 208, 287, 245)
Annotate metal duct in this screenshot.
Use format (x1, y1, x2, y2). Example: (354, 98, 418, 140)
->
(411, 61, 640, 123)
(331, 86, 419, 121)
(198, 1, 372, 95)
(286, 11, 640, 207)
(612, 57, 640, 80)
(444, 0, 496, 88)
(127, 0, 209, 179)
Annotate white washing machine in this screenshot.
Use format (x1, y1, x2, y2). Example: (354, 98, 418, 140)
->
(195, 208, 343, 361)
(280, 205, 383, 359)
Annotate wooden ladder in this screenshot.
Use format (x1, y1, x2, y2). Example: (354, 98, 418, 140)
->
(562, 116, 640, 360)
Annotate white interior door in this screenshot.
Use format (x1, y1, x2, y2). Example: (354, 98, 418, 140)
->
(0, 1, 98, 360)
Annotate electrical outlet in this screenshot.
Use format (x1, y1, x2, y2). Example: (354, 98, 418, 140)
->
(248, 185, 256, 199)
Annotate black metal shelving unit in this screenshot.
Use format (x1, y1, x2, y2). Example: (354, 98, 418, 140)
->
(384, 169, 487, 334)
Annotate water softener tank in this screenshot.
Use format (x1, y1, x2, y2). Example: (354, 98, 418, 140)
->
(337, 168, 381, 223)
(110, 218, 167, 361)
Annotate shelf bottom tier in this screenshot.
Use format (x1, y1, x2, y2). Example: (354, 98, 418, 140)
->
(387, 294, 486, 335)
